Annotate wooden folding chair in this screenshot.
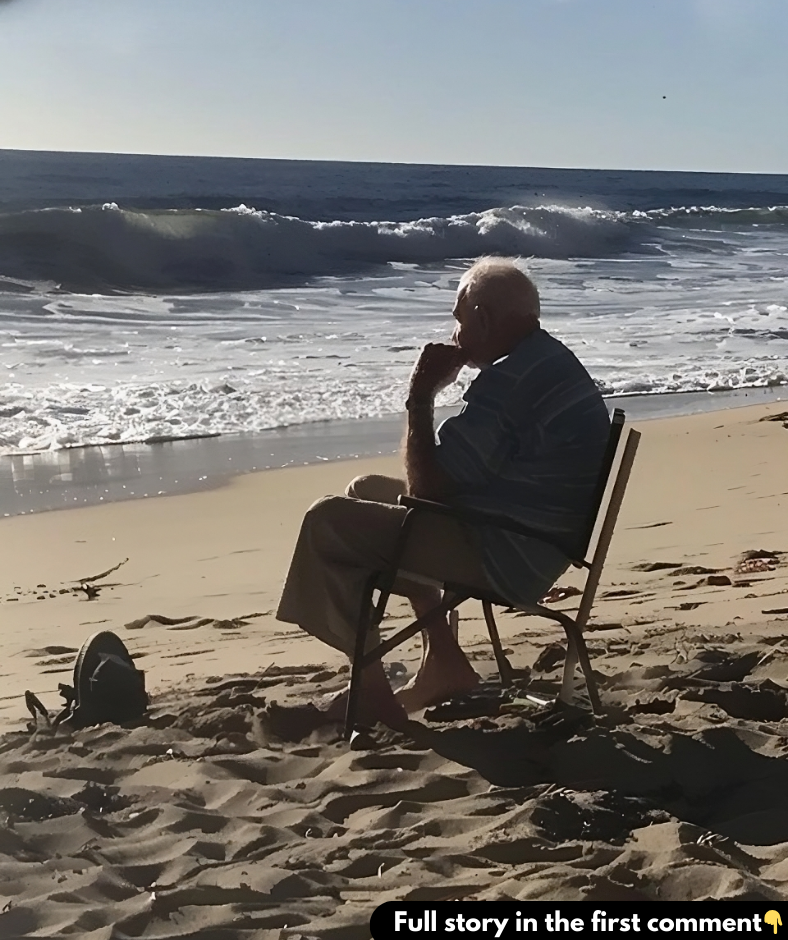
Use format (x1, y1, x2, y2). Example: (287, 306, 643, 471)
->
(344, 408, 641, 738)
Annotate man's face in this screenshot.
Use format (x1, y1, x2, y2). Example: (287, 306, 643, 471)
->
(451, 286, 490, 367)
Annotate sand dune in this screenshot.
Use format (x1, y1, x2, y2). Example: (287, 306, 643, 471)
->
(2, 402, 788, 933)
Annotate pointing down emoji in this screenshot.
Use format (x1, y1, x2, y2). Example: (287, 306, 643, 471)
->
(766, 912, 782, 935)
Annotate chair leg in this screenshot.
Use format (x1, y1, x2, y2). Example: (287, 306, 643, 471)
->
(559, 639, 579, 705)
(362, 591, 464, 666)
(574, 632, 602, 715)
(345, 573, 379, 740)
(562, 621, 601, 714)
(482, 601, 513, 688)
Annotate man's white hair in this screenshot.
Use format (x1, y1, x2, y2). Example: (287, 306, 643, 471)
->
(459, 257, 540, 321)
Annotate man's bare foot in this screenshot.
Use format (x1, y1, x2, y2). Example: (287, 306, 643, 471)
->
(395, 601, 479, 713)
(395, 612, 481, 713)
(396, 649, 480, 713)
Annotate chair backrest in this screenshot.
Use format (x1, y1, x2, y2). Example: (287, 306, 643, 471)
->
(576, 407, 626, 562)
(574, 425, 641, 630)
(559, 422, 640, 703)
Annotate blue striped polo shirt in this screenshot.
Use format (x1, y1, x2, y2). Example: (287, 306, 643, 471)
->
(435, 328, 610, 607)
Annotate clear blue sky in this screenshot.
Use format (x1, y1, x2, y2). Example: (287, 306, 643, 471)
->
(1, 0, 786, 173)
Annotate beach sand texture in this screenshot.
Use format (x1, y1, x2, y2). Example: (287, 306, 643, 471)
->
(2, 402, 788, 933)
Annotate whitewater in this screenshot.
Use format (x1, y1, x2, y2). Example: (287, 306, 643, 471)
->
(1, 150, 787, 454)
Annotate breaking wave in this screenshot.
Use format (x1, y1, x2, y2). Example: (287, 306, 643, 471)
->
(0, 202, 651, 294)
(1, 201, 786, 295)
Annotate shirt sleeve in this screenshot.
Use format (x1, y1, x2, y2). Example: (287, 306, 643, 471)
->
(435, 369, 527, 490)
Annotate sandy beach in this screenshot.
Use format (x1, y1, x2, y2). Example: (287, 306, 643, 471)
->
(2, 400, 788, 932)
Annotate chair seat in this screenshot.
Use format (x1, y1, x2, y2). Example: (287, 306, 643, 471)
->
(443, 581, 542, 612)
(378, 571, 551, 613)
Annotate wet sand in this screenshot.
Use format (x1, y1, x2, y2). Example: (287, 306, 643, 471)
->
(2, 385, 785, 518)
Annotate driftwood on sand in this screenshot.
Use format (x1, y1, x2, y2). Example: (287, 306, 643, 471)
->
(72, 558, 130, 585)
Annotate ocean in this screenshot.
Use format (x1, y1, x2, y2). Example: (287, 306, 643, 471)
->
(1, 149, 787, 457)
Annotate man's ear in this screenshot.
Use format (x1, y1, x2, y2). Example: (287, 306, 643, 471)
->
(475, 304, 491, 339)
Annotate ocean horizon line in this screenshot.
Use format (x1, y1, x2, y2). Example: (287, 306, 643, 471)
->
(3, 146, 788, 178)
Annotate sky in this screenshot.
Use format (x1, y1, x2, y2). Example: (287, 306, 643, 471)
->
(0, 0, 787, 173)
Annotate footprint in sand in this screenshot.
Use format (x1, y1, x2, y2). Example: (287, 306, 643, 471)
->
(26, 646, 78, 656)
(38, 655, 76, 666)
(631, 561, 683, 572)
(125, 612, 264, 631)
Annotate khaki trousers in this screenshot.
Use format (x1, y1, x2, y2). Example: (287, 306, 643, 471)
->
(276, 474, 491, 656)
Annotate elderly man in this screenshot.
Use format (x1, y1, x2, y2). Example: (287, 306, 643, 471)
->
(276, 257, 610, 729)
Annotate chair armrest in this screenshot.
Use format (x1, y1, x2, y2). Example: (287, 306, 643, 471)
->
(398, 495, 583, 566)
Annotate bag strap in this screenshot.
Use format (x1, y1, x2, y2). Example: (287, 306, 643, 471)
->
(24, 690, 51, 726)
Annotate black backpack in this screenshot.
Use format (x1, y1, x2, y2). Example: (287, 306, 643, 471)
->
(25, 631, 148, 730)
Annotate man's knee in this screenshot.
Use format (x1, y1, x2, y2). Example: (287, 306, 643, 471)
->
(346, 474, 390, 500)
(304, 494, 347, 524)
(345, 474, 406, 503)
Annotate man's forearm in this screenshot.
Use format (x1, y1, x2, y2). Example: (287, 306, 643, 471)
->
(404, 399, 453, 499)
